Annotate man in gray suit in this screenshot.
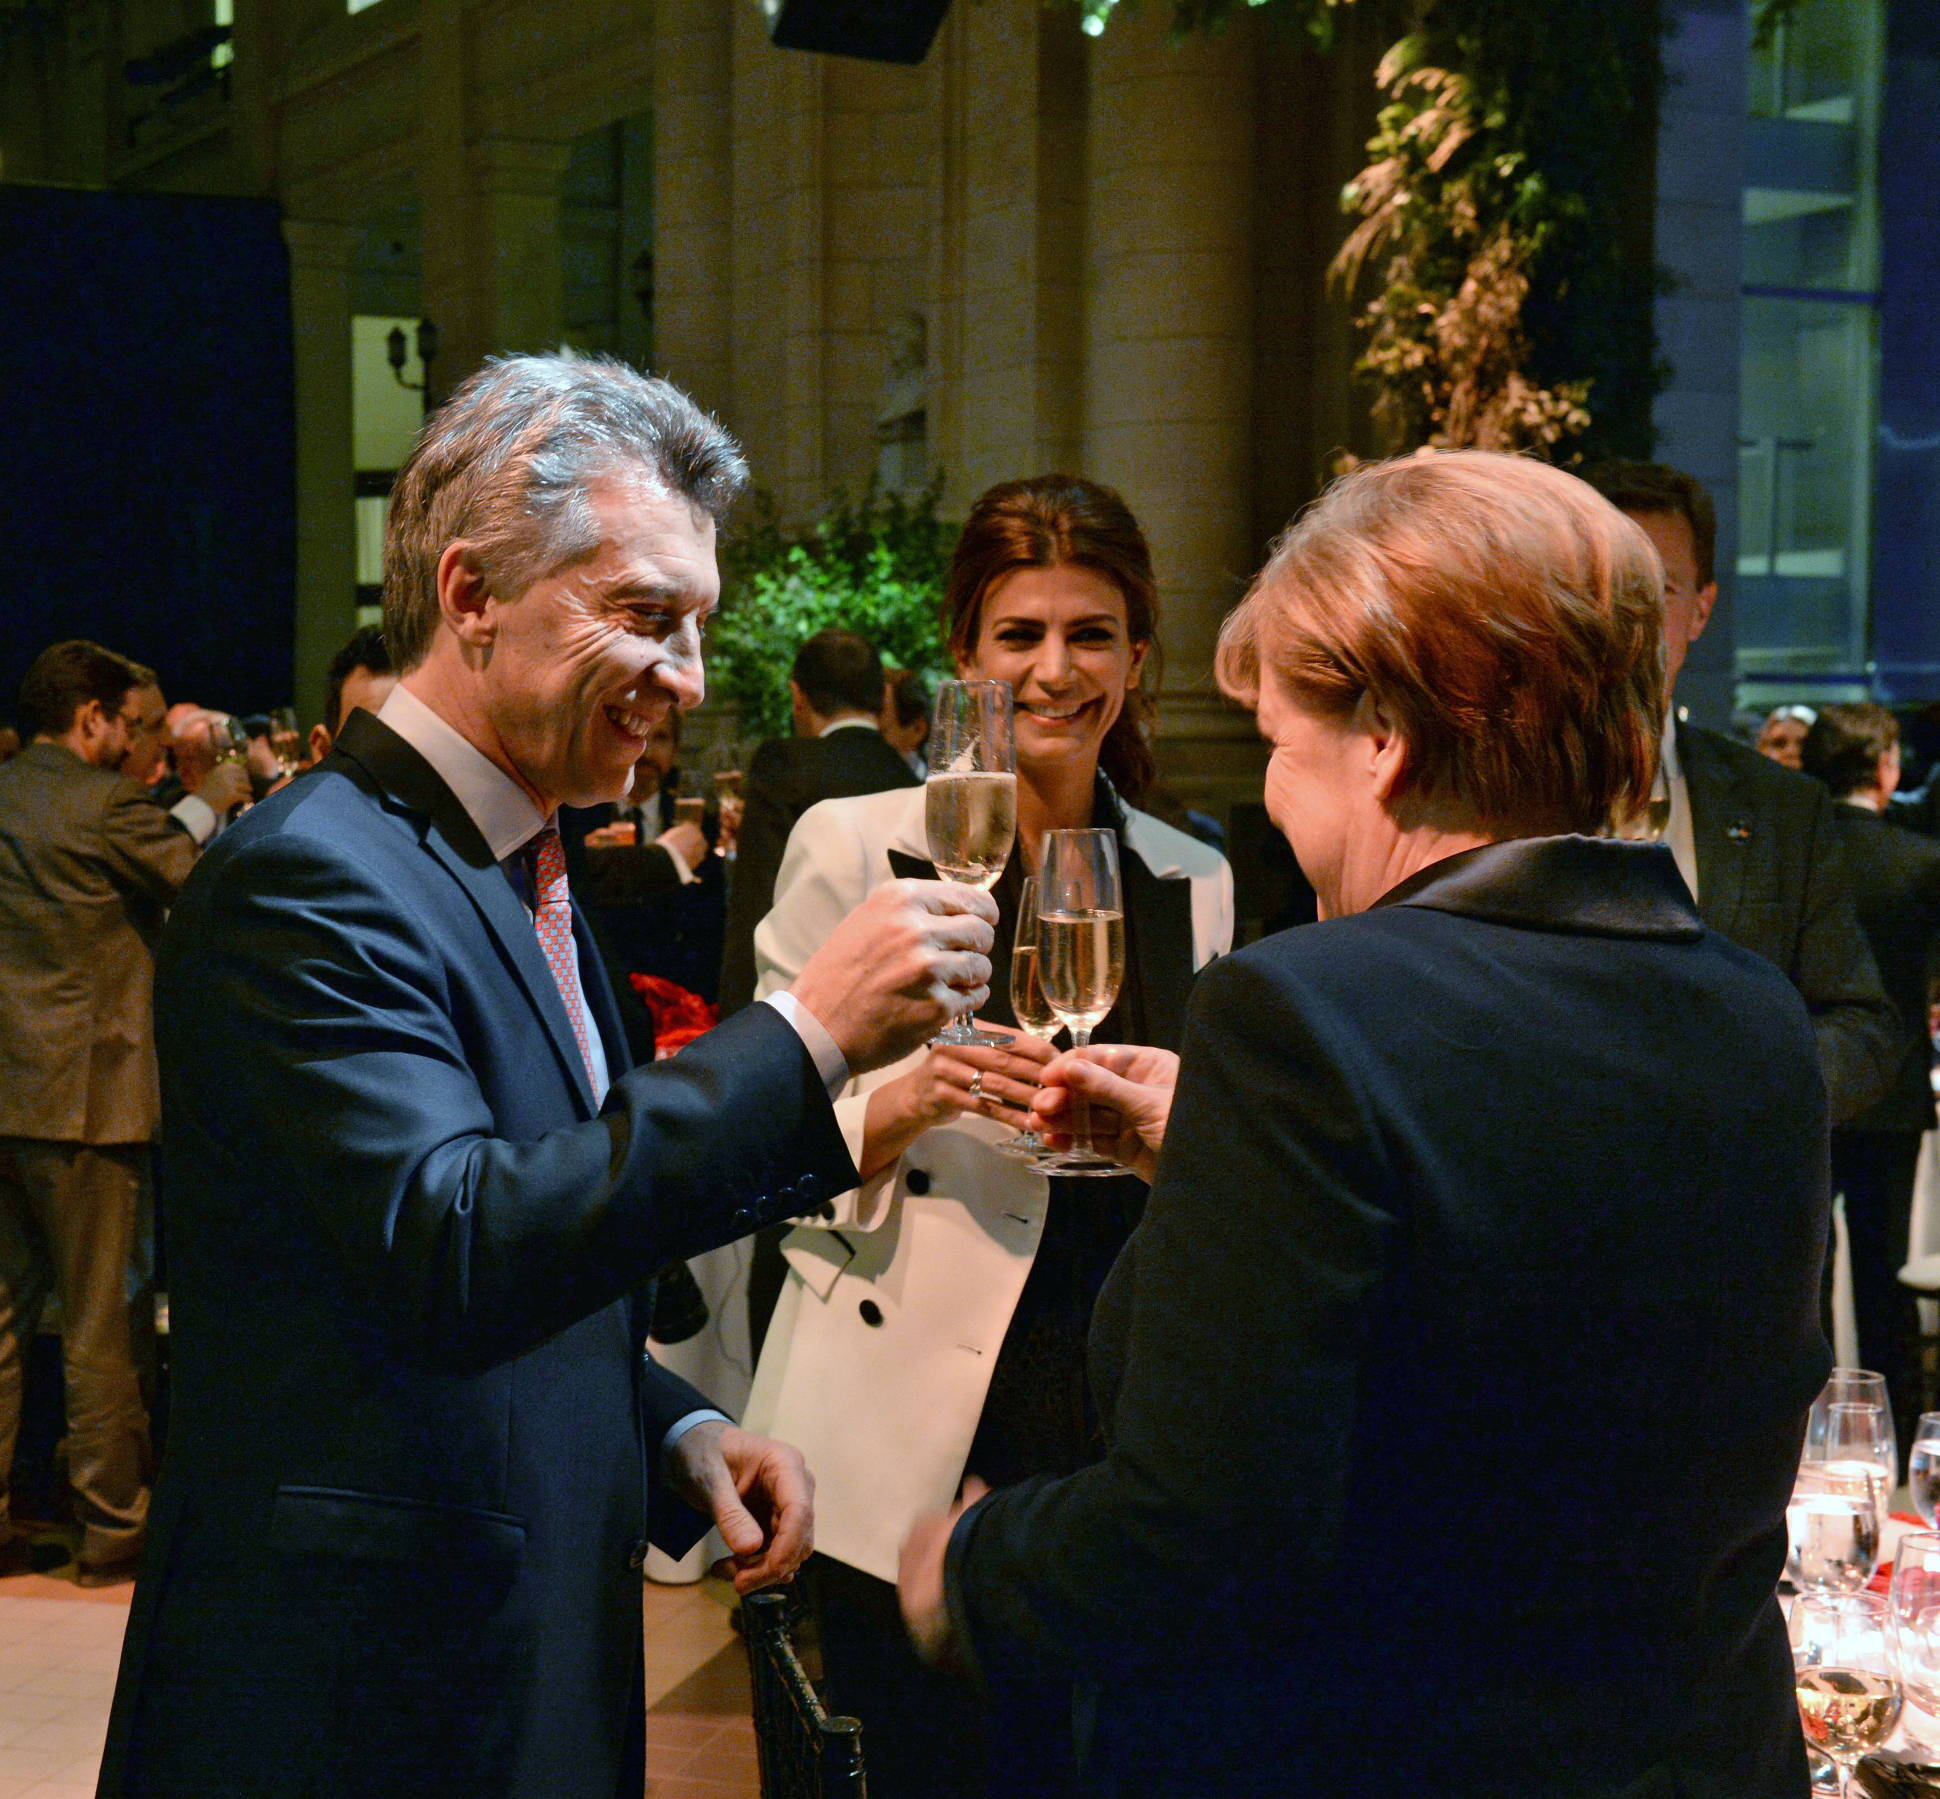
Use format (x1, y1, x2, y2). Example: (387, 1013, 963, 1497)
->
(0, 641, 202, 1583)
(1584, 462, 1898, 1125)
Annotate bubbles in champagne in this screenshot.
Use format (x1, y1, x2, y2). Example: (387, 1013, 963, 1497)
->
(1039, 909, 1124, 1032)
(926, 771, 1016, 889)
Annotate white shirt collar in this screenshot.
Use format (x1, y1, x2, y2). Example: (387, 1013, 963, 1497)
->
(377, 685, 548, 862)
(818, 716, 881, 738)
(1653, 706, 1682, 801)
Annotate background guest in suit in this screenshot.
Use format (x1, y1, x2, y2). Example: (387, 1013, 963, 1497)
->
(0, 641, 195, 1586)
(718, 627, 921, 1018)
(1758, 703, 1817, 771)
(746, 475, 1232, 1798)
(97, 352, 998, 1799)
(561, 709, 726, 1056)
(0, 717, 19, 765)
(882, 664, 933, 777)
(1801, 702, 1940, 1443)
(902, 451, 1828, 1798)
(305, 623, 398, 765)
(1583, 460, 1897, 1124)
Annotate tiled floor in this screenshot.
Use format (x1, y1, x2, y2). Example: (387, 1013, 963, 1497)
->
(0, 1565, 760, 1799)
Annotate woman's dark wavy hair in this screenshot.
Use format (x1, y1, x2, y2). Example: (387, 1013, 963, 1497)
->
(943, 475, 1160, 803)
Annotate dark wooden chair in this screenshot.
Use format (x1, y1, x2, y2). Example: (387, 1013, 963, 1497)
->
(741, 1588, 868, 1798)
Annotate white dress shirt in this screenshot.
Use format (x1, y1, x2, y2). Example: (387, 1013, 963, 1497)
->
(1657, 708, 1699, 903)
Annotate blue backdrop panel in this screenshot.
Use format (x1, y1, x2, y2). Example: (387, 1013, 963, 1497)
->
(0, 186, 295, 719)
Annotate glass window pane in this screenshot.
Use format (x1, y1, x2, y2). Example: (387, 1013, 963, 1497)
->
(1735, 296, 1876, 677)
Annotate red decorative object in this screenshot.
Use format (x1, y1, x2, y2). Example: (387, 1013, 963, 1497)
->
(628, 975, 719, 1058)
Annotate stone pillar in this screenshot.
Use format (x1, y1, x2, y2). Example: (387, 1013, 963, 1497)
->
(282, 218, 359, 731)
(654, 0, 734, 415)
(1081, 9, 1257, 803)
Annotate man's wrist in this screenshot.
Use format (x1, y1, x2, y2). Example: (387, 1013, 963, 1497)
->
(762, 991, 850, 1096)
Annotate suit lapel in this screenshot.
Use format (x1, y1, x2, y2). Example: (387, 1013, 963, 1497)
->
(330, 712, 600, 1118)
(1117, 839, 1195, 1051)
(1679, 723, 1752, 938)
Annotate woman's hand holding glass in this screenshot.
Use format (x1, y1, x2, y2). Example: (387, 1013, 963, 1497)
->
(856, 1030, 1057, 1184)
(1029, 1044, 1180, 1185)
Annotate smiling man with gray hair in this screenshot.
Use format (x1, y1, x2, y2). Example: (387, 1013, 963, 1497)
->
(99, 352, 997, 1799)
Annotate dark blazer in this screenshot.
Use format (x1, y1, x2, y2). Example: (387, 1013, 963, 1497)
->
(946, 837, 1828, 1798)
(719, 725, 919, 1015)
(0, 741, 196, 1143)
(99, 711, 856, 1799)
(1681, 721, 1898, 1125)
(1824, 803, 1940, 1134)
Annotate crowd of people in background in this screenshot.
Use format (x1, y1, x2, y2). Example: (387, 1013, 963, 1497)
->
(4, 402, 1940, 1793)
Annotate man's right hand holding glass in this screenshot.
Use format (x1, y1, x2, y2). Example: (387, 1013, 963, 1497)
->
(1030, 1043, 1180, 1183)
(789, 878, 999, 1078)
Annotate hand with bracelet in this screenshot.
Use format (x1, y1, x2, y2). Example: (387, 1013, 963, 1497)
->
(856, 1027, 1057, 1183)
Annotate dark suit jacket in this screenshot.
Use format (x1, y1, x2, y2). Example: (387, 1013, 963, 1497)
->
(99, 711, 856, 1799)
(1681, 721, 1898, 1125)
(1824, 803, 1940, 1134)
(561, 786, 727, 1014)
(947, 837, 1828, 1798)
(0, 741, 197, 1143)
(718, 725, 919, 1015)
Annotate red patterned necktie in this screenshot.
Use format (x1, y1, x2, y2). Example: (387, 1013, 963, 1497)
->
(526, 826, 597, 1091)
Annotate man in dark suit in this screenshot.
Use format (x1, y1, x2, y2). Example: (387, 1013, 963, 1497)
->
(305, 622, 399, 765)
(718, 627, 921, 1017)
(1802, 704, 1940, 1435)
(1585, 461, 1898, 1124)
(98, 353, 996, 1798)
(0, 642, 185, 1585)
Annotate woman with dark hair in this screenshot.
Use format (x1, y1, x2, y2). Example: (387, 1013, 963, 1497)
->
(743, 475, 1232, 1796)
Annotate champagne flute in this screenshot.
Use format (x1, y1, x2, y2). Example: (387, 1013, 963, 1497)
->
(1792, 1591, 1901, 1798)
(1890, 1530, 1940, 1752)
(994, 877, 1059, 1162)
(926, 680, 1017, 1047)
(1910, 1415, 1940, 1528)
(1037, 828, 1125, 1176)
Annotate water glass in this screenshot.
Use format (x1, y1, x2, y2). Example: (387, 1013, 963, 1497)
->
(1789, 1464, 1883, 1595)
(1891, 1530, 1940, 1752)
(1909, 1415, 1940, 1529)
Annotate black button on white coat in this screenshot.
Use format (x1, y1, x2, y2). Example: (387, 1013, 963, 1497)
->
(905, 1167, 931, 1195)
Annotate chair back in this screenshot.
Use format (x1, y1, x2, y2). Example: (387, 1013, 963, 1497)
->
(741, 1588, 868, 1798)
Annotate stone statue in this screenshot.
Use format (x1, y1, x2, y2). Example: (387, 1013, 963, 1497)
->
(874, 311, 928, 493)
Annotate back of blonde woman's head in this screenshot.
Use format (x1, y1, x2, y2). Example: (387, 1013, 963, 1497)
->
(1216, 450, 1666, 837)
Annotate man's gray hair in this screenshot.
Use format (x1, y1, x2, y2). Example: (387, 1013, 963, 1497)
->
(382, 351, 749, 670)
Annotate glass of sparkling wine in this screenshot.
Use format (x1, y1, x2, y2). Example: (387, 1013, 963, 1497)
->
(1889, 1531, 1940, 1752)
(1037, 828, 1125, 1176)
(926, 680, 1017, 1047)
(1792, 1592, 1901, 1797)
(1909, 1415, 1940, 1528)
(1789, 1464, 1883, 1595)
(995, 877, 1059, 1162)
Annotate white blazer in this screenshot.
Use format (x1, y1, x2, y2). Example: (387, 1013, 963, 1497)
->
(743, 784, 1233, 1580)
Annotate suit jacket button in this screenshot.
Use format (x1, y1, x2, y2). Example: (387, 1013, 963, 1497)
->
(905, 1168, 931, 1195)
(627, 1540, 650, 1572)
(858, 1300, 884, 1327)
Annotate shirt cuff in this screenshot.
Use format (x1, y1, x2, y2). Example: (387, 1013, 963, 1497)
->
(760, 991, 851, 1098)
(169, 792, 218, 845)
(659, 1407, 733, 1475)
(654, 832, 699, 884)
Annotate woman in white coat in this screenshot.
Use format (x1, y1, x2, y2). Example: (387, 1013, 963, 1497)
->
(745, 475, 1232, 1797)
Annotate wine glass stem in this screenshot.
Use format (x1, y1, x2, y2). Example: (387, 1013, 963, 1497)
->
(1070, 1026, 1093, 1158)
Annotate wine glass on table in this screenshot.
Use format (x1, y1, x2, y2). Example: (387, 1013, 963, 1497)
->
(994, 876, 1059, 1162)
(1809, 1371, 1899, 1488)
(1909, 1416, 1940, 1529)
(1806, 1392, 1898, 1539)
(925, 680, 1016, 1047)
(1789, 1464, 1884, 1596)
(1890, 1530, 1940, 1752)
(1792, 1591, 1901, 1798)
(1037, 827, 1125, 1177)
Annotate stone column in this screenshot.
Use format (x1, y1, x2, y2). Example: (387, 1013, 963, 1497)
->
(282, 218, 359, 731)
(654, 0, 734, 415)
(1082, 9, 1257, 803)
